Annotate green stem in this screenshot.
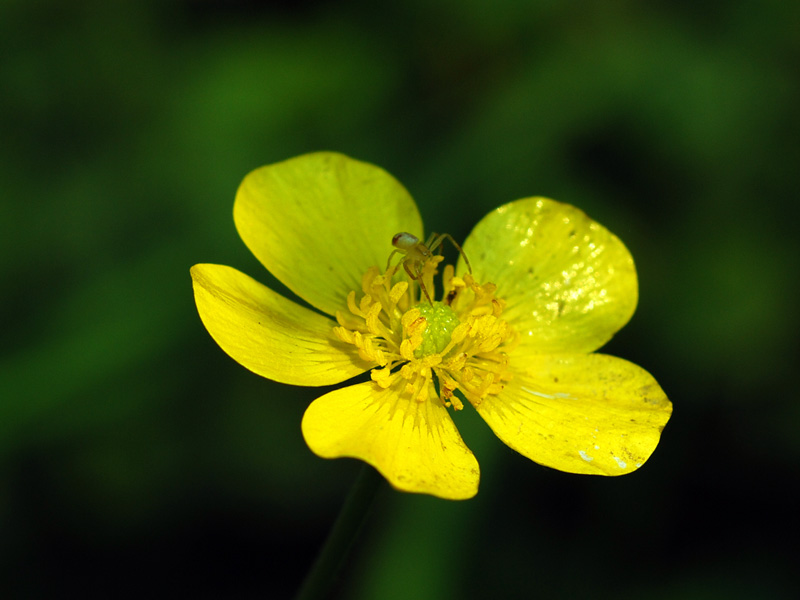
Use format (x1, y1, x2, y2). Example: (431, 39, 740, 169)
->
(295, 464, 384, 600)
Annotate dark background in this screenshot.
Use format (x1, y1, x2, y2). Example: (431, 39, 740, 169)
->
(2, 1, 798, 598)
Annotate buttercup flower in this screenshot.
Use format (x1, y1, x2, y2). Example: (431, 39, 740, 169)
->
(191, 152, 671, 500)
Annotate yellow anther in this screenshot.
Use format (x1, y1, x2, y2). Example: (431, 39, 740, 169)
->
(491, 298, 504, 316)
(389, 281, 409, 305)
(487, 382, 506, 395)
(361, 266, 380, 295)
(400, 363, 415, 380)
(448, 396, 464, 411)
(442, 264, 455, 286)
(365, 302, 383, 335)
(333, 326, 354, 344)
(346, 291, 364, 318)
(449, 322, 469, 345)
(335, 309, 361, 330)
(415, 381, 429, 403)
(400, 338, 420, 361)
(419, 354, 441, 368)
(372, 273, 388, 288)
(359, 295, 372, 315)
(401, 308, 421, 330)
(371, 366, 395, 388)
(334, 233, 514, 414)
(443, 352, 467, 371)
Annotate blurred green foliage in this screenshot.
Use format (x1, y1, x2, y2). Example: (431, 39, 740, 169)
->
(2, 1, 798, 598)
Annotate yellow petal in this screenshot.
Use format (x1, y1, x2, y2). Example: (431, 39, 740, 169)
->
(461, 197, 638, 354)
(234, 152, 423, 316)
(475, 353, 671, 475)
(302, 381, 480, 500)
(191, 263, 371, 386)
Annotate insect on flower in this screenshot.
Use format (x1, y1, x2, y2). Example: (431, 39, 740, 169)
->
(386, 231, 472, 303)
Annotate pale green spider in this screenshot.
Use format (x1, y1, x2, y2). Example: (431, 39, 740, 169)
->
(386, 232, 472, 303)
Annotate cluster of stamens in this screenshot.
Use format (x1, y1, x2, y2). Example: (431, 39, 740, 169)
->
(333, 253, 518, 410)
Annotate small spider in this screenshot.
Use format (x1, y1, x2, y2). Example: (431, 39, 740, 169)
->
(386, 232, 472, 303)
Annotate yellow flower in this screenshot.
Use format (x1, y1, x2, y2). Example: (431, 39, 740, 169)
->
(191, 152, 672, 500)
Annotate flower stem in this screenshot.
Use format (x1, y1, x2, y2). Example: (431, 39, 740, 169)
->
(295, 464, 384, 600)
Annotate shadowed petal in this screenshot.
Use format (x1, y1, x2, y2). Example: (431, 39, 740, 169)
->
(302, 381, 480, 500)
(191, 263, 371, 386)
(475, 353, 671, 475)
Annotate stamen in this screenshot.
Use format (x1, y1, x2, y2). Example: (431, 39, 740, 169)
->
(333, 234, 515, 412)
(346, 291, 364, 318)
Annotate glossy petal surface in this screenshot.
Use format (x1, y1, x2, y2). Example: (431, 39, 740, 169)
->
(475, 353, 671, 475)
(461, 197, 638, 354)
(234, 152, 423, 316)
(191, 264, 371, 386)
(302, 381, 480, 499)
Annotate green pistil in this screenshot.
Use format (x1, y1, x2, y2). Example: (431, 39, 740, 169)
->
(414, 302, 460, 358)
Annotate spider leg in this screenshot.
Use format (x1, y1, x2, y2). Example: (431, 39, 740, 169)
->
(404, 260, 433, 303)
(386, 249, 401, 272)
(423, 232, 438, 249)
(426, 232, 444, 253)
(426, 232, 472, 274)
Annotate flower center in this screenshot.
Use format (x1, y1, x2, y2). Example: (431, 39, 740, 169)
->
(333, 249, 518, 411)
(413, 302, 459, 358)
